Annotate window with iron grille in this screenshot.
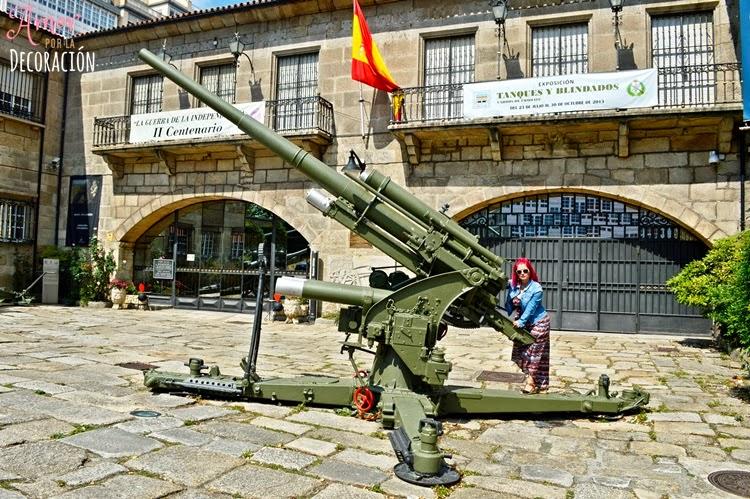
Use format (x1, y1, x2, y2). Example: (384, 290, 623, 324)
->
(651, 11, 714, 106)
(531, 23, 588, 77)
(168, 225, 191, 256)
(200, 63, 236, 104)
(0, 59, 43, 122)
(275, 52, 318, 131)
(0, 200, 33, 242)
(423, 35, 475, 120)
(201, 231, 217, 259)
(230, 231, 244, 260)
(130, 74, 163, 115)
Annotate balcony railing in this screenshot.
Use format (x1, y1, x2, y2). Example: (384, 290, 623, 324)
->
(391, 63, 741, 125)
(93, 96, 335, 148)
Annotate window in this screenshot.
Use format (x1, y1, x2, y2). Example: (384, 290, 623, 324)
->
(652, 12, 714, 106)
(423, 35, 475, 120)
(168, 225, 191, 256)
(275, 52, 318, 131)
(130, 75, 163, 115)
(0, 59, 43, 122)
(531, 23, 588, 77)
(200, 63, 236, 104)
(230, 232, 245, 260)
(0, 200, 32, 242)
(201, 231, 217, 258)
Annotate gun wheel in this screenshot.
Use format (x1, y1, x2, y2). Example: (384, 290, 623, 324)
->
(393, 462, 461, 487)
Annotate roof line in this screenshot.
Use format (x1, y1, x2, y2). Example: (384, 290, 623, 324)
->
(74, 0, 295, 41)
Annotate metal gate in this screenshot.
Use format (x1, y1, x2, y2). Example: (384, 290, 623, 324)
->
(461, 193, 710, 334)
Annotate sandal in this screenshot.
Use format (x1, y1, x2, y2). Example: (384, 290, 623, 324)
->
(521, 376, 537, 394)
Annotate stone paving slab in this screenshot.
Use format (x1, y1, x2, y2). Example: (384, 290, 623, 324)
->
(52, 474, 183, 498)
(249, 446, 317, 470)
(62, 427, 163, 458)
(2, 306, 750, 498)
(125, 446, 244, 487)
(56, 462, 128, 486)
(0, 441, 87, 479)
(206, 464, 323, 498)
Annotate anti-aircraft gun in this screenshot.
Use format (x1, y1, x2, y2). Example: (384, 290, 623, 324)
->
(138, 48, 649, 486)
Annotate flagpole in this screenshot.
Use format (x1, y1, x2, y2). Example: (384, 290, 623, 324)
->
(358, 82, 366, 140)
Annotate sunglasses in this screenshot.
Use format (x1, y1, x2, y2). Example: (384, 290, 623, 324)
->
(516, 269, 529, 275)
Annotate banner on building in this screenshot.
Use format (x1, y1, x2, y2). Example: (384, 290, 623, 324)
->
(65, 175, 102, 246)
(129, 101, 265, 144)
(741, 0, 750, 124)
(463, 69, 658, 119)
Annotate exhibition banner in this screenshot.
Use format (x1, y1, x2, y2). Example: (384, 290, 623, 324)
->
(129, 101, 265, 144)
(463, 69, 658, 119)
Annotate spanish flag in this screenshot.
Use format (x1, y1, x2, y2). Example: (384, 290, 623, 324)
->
(352, 0, 399, 93)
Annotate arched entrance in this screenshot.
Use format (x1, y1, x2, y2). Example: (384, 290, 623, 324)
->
(459, 192, 710, 334)
(132, 199, 310, 312)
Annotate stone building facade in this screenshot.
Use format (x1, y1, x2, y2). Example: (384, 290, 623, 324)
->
(59, 0, 744, 332)
(0, 12, 64, 289)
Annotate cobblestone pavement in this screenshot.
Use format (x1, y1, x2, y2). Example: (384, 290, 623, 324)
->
(0, 305, 749, 498)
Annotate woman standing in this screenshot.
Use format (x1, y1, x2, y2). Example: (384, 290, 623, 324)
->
(505, 258, 551, 394)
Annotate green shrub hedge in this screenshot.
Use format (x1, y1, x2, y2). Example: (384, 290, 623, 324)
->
(667, 231, 750, 349)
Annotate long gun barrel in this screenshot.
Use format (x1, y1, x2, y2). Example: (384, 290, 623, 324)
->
(276, 276, 392, 307)
(137, 49, 532, 343)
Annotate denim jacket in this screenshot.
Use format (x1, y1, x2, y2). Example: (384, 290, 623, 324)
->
(504, 280, 547, 328)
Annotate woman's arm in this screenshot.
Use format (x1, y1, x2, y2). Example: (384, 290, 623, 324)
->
(517, 288, 543, 327)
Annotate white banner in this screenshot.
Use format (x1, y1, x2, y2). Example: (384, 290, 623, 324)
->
(129, 102, 265, 144)
(463, 69, 658, 119)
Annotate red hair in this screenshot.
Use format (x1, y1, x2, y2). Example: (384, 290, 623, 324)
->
(511, 258, 540, 287)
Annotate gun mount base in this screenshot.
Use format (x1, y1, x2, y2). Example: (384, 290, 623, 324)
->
(144, 359, 648, 487)
(393, 462, 461, 487)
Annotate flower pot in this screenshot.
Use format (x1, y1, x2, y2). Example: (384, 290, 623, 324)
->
(110, 287, 127, 309)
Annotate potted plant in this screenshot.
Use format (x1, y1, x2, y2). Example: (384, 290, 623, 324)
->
(109, 278, 133, 309)
(71, 236, 116, 307)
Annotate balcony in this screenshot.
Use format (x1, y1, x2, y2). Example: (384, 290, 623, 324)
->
(389, 63, 741, 164)
(93, 96, 335, 177)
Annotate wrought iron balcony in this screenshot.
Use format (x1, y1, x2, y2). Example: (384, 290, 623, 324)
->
(390, 63, 741, 125)
(93, 96, 335, 148)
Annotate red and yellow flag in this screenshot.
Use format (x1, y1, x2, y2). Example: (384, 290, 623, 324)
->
(351, 0, 399, 93)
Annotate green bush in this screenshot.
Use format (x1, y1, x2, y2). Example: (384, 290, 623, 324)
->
(71, 237, 116, 305)
(667, 231, 750, 348)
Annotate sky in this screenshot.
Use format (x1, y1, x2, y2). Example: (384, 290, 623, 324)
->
(192, 0, 240, 10)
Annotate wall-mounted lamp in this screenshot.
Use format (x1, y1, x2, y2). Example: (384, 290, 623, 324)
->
(489, 0, 523, 79)
(708, 150, 726, 165)
(609, 0, 637, 70)
(342, 150, 366, 177)
(229, 31, 262, 101)
(159, 40, 177, 68)
(48, 157, 60, 171)
(229, 32, 257, 83)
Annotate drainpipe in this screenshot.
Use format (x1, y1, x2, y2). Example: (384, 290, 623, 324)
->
(54, 71, 70, 246)
(741, 131, 747, 232)
(31, 70, 50, 285)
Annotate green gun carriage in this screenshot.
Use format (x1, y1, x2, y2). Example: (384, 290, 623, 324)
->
(137, 48, 649, 486)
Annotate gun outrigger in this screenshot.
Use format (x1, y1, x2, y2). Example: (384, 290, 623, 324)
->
(137, 48, 649, 487)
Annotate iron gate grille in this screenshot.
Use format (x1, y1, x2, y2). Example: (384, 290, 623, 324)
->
(460, 193, 709, 334)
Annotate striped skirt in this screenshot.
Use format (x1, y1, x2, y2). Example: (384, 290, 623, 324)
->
(511, 314, 551, 390)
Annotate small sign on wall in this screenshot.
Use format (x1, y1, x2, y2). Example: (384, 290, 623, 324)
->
(152, 259, 174, 280)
